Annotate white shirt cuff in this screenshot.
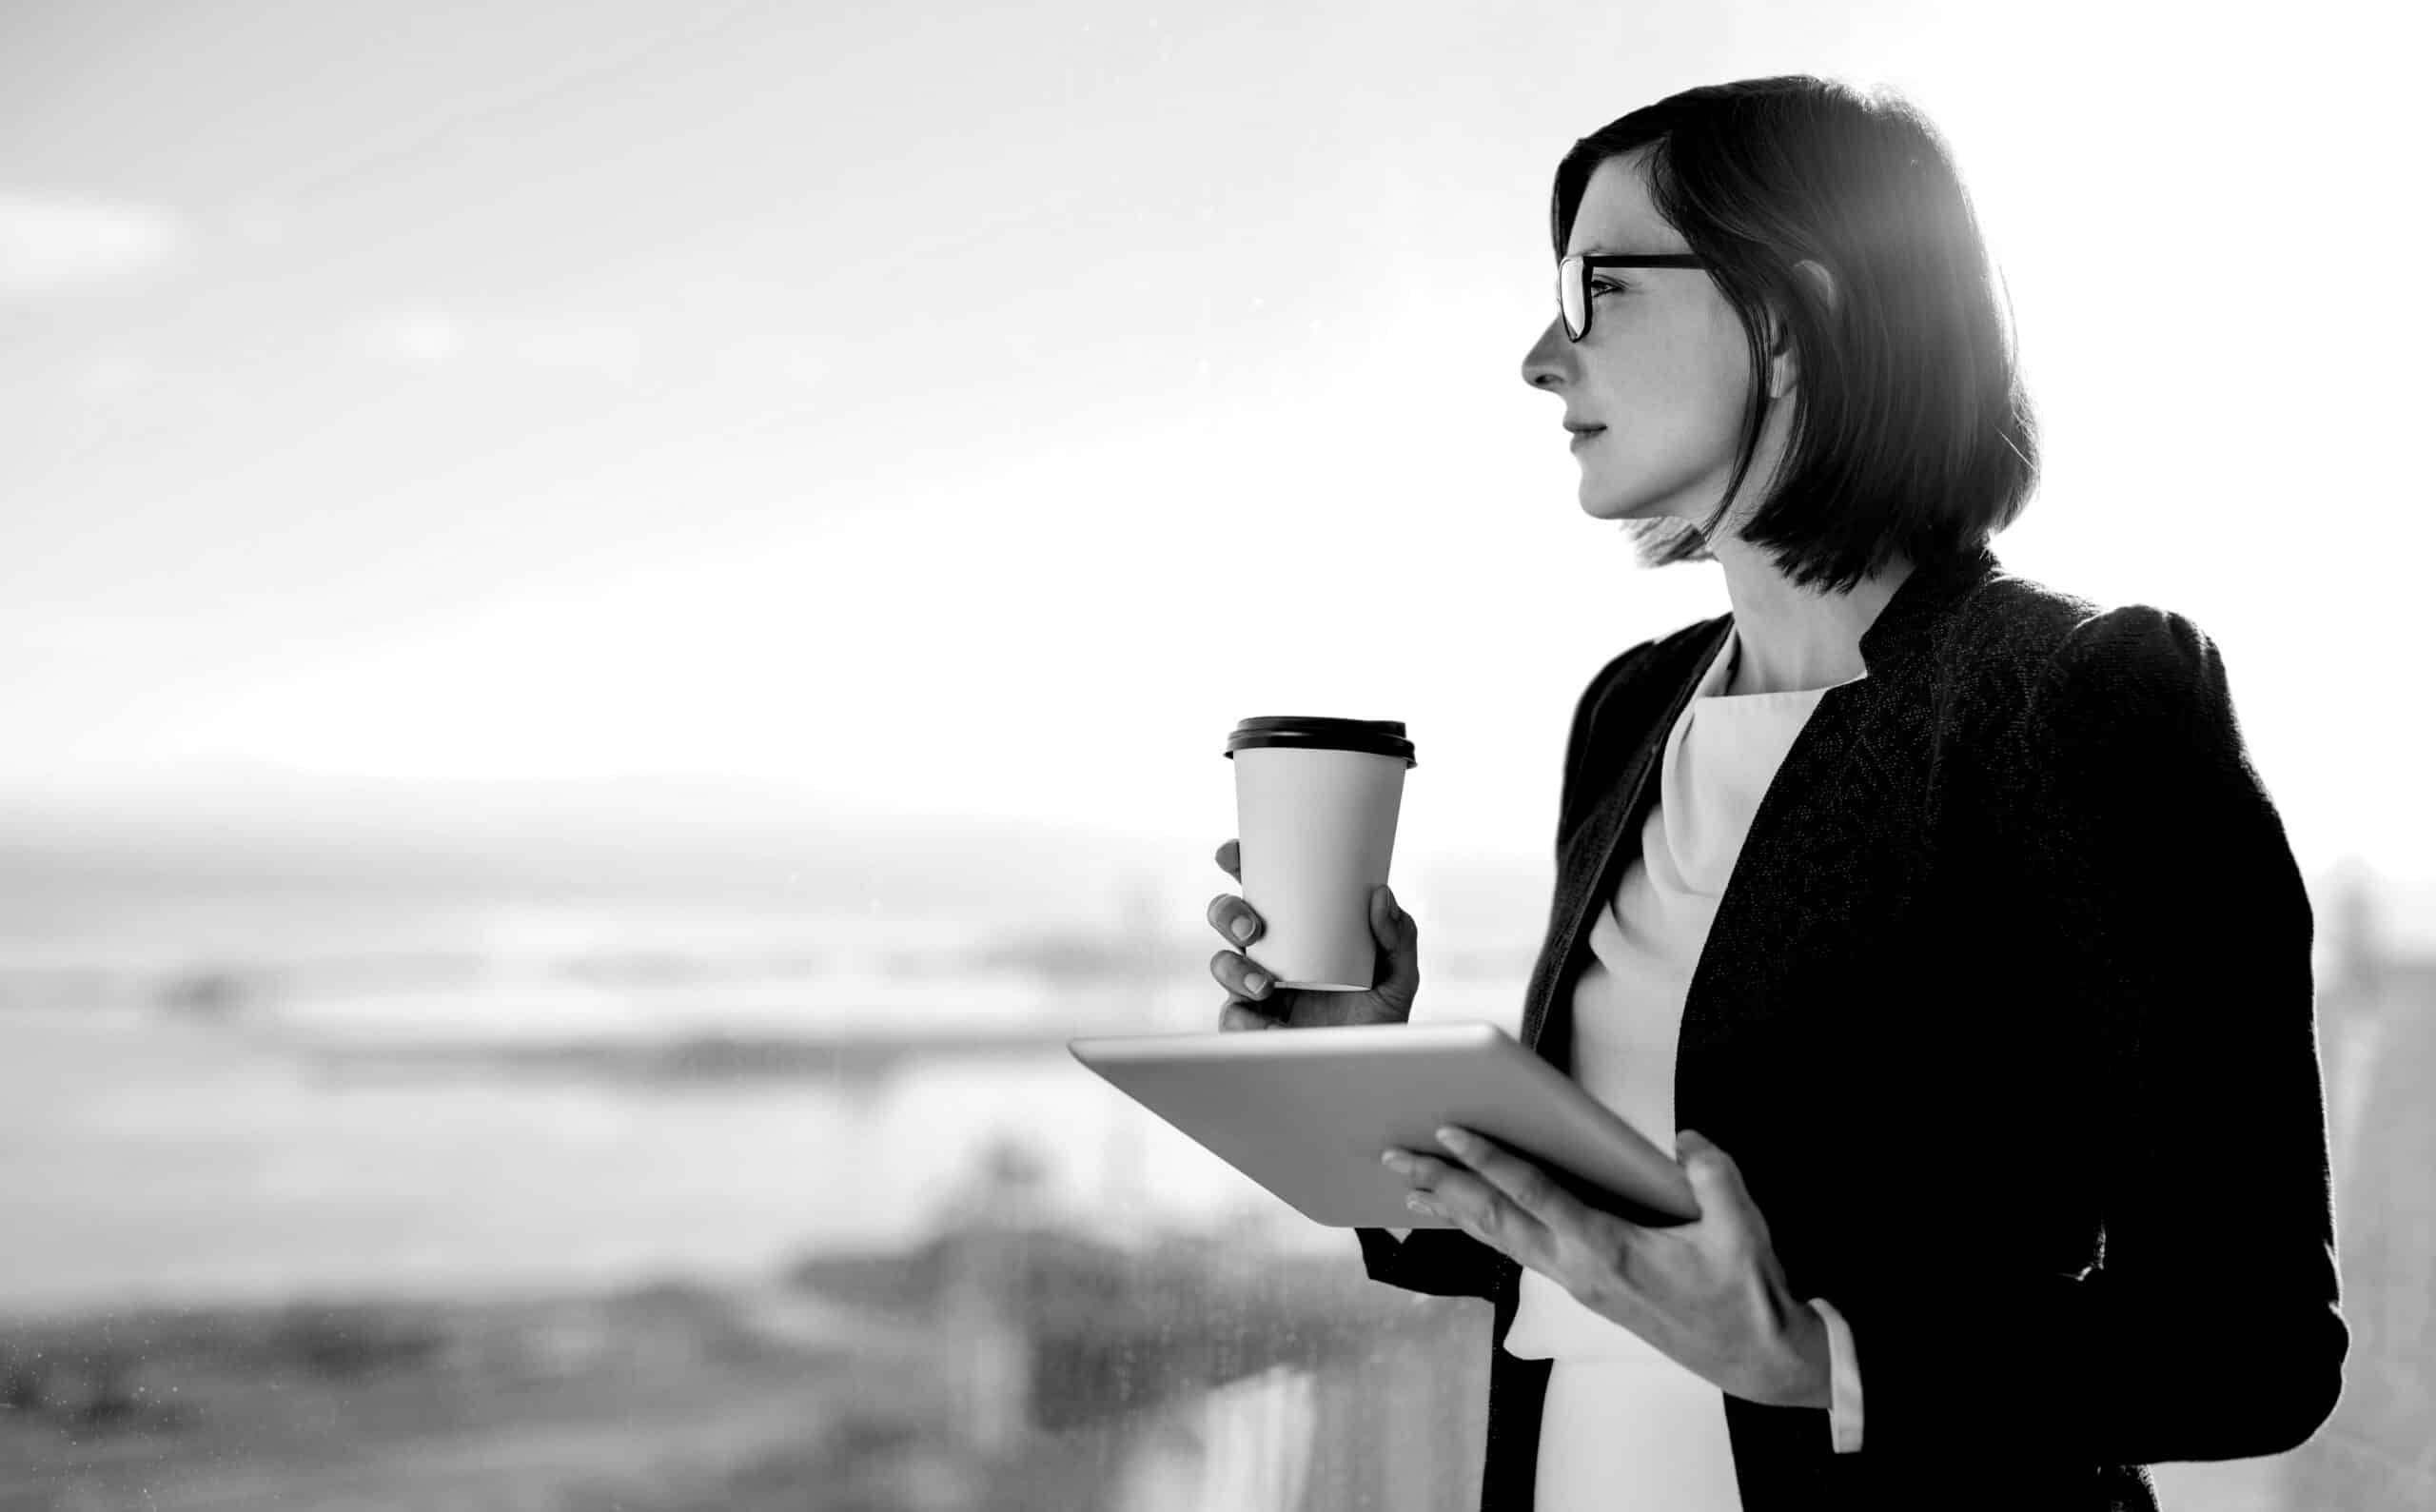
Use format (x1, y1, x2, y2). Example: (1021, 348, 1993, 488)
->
(1807, 1295, 1864, 1452)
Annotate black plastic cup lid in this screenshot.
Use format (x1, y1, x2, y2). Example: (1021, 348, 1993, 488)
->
(1226, 716, 1415, 768)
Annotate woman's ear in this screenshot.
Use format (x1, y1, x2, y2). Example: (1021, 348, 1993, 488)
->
(1767, 259, 1839, 400)
(1766, 338, 1797, 400)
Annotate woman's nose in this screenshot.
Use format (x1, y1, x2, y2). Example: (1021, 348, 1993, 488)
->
(1520, 317, 1570, 390)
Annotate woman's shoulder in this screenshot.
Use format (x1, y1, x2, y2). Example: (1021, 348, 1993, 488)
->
(1950, 572, 2229, 706)
(1932, 574, 2252, 792)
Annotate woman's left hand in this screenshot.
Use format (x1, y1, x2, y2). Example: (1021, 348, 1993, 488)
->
(1387, 1125, 1827, 1409)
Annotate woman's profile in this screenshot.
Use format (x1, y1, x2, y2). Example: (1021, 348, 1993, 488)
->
(1205, 73, 2347, 1510)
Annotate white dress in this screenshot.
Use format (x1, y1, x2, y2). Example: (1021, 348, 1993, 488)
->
(1502, 622, 1856, 1511)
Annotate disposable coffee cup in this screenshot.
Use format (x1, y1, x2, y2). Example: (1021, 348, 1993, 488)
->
(1224, 716, 1417, 992)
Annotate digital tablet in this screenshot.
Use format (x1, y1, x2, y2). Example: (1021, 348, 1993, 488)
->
(1067, 1019, 1699, 1230)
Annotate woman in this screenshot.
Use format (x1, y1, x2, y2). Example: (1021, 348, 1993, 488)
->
(1205, 75, 2347, 1510)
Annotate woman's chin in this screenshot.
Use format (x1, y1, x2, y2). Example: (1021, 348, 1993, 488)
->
(1578, 490, 1656, 519)
(1577, 479, 1697, 523)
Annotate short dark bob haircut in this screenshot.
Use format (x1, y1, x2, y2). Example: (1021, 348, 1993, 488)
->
(1552, 74, 2037, 596)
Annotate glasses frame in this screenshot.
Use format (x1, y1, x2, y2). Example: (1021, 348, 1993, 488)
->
(1558, 252, 1708, 342)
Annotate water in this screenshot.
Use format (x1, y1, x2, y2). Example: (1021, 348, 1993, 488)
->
(0, 874, 1528, 1316)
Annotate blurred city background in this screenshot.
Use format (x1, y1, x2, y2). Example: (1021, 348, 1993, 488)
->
(3, 1, 2427, 1508)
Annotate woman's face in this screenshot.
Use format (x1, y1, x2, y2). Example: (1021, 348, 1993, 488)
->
(1520, 148, 1790, 528)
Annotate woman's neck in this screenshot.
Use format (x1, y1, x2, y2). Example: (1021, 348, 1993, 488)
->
(1713, 540, 1915, 697)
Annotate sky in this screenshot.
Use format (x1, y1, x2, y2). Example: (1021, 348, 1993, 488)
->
(4, 0, 2430, 903)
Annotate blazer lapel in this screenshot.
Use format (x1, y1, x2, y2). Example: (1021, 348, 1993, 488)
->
(1520, 617, 1727, 1063)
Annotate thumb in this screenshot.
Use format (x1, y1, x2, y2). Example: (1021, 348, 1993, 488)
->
(1369, 883, 1405, 945)
(1675, 1129, 1736, 1184)
(1370, 884, 1418, 980)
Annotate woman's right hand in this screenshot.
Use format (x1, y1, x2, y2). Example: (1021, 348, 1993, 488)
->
(1209, 837, 1420, 1031)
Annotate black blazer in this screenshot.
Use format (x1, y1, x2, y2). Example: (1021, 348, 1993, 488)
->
(1354, 543, 2348, 1511)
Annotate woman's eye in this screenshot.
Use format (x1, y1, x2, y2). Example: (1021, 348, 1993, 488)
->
(1587, 279, 1625, 300)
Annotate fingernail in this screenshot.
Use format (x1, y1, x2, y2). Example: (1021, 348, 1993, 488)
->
(1231, 916, 1253, 942)
(1245, 972, 1267, 993)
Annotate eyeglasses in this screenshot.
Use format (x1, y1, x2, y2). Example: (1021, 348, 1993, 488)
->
(1558, 252, 1708, 342)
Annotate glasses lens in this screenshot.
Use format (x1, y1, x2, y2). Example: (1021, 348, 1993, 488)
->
(1558, 256, 1585, 340)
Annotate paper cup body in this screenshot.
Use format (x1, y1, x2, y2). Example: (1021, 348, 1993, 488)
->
(1231, 745, 1406, 991)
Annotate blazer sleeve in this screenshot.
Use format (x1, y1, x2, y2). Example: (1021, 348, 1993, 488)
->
(1829, 605, 2348, 1463)
(1351, 1224, 1502, 1300)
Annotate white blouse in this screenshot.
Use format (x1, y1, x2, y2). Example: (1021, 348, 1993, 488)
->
(1500, 621, 1867, 1509)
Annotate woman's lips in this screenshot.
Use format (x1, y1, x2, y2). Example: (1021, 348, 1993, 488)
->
(1569, 427, 1606, 449)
